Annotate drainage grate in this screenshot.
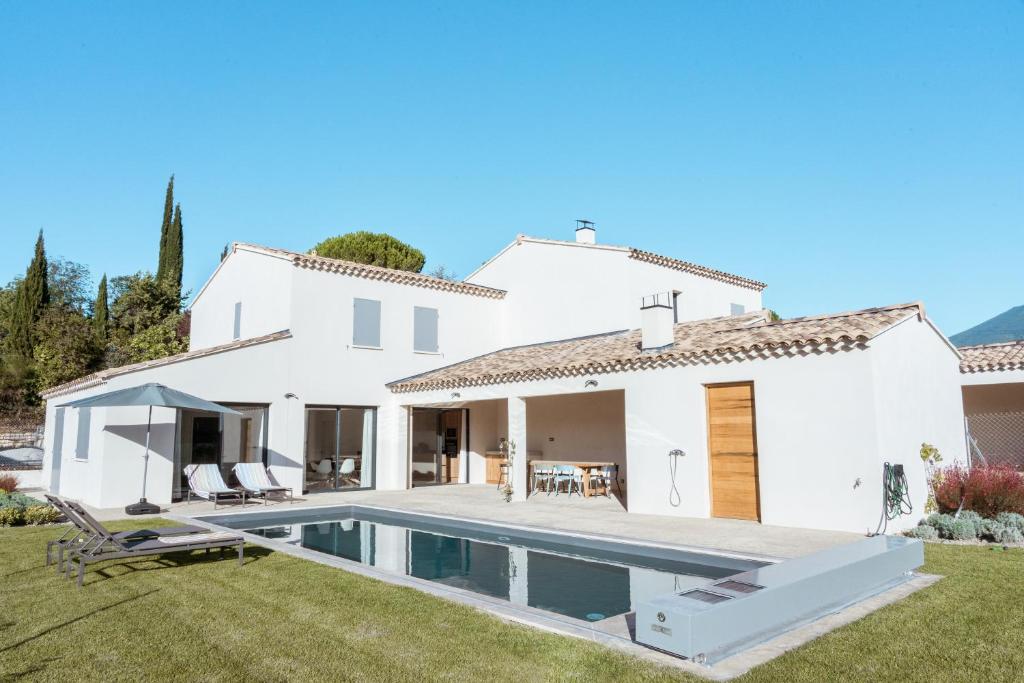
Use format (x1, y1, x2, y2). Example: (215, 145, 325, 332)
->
(714, 580, 764, 594)
(680, 589, 732, 604)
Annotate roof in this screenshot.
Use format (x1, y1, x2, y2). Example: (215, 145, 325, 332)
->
(950, 305, 1024, 347)
(465, 235, 766, 291)
(233, 243, 506, 300)
(40, 330, 292, 400)
(959, 340, 1024, 374)
(388, 303, 925, 393)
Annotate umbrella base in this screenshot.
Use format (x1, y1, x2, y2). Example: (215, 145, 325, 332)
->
(125, 498, 161, 515)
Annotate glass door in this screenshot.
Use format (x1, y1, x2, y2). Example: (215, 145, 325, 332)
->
(304, 406, 376, 493)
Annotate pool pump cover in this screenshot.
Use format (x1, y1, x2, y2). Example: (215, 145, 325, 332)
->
(635, 535, 923, 664)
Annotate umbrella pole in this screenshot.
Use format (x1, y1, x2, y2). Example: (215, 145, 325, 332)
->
(141, 404, 152, 499)
(125, 405, 160, 515)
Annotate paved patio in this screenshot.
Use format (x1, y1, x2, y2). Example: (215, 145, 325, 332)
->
(69, 484, 859, 559)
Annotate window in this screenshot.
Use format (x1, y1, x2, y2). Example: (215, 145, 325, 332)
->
(353, 298, 382, 347)
(233, 302, 242, 340)
(413, 306, 439, 353)
(730, 303, 745, 316)
(75, 408, 91, 460)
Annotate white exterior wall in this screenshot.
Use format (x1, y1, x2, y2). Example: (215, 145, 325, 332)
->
(43, 338, 295, 508)
(868, 317, 968, 531)
(284, 266, 504, 492)
(465, 238, 763, 347)
(42, 259, 505, 508)
(188, 247, 294, 350)
(394, 320, 966, 533)
(624, 258, 762, 325)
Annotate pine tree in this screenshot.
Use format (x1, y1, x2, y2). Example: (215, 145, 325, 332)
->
(93, 274, 108, 340)
(164, 203, 184, 297)
(8, 230, 49, 357)
(156, 175, 174, 281)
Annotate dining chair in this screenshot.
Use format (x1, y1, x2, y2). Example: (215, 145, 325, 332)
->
(589, 466, 618, 497)
(552, 465, 581, 496)
(532, 464, 553, 494)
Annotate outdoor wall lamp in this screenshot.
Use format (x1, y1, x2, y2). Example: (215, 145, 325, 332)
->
(584, 379, 599, 388)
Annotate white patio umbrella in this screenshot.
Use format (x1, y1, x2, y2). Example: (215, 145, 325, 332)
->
(59, 383, 240, 515)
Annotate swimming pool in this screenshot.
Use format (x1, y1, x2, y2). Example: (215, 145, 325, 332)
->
(200, 505, 769, 623)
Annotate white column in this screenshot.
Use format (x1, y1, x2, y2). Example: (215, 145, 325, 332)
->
(391, 405, 411, 490)
(507, 397, 527, 502)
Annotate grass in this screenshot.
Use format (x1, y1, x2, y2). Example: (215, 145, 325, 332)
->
(0, 521, 1021, 682)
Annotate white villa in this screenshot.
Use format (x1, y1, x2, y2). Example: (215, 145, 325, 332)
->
(39, 223, 968, 533)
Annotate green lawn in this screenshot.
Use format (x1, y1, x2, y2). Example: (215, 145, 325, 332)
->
(0, 521, 1021, 682)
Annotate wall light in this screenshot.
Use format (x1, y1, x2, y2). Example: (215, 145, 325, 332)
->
(584, 379, 599, 388)
(451, 392, 461, 399)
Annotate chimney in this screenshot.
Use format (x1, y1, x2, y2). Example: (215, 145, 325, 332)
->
(640, 292, 675, 350)
(575, 219, 596, 244)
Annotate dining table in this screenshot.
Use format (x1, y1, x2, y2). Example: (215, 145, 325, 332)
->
(527, 459, 617, 497)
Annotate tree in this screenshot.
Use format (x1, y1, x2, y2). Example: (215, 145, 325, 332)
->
(162, 203, 184, 296)
(156, 175, 174, 282)
(311, 232, 425, 272)
(7, 231, 49, 358)
(427, 264, 458, 281)
(220, 243, 230, 261)
(93, 274, 109, 341)
(48, 258, 93, 312)
(33, 307, 100, 391)
(106, 272, 187, 367)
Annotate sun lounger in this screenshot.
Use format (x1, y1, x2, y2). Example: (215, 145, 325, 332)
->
(184, 464, 247, 509)
(232, 463, 294, 505)
(61, 500, 244, 588)
(44, 495, 205, 572)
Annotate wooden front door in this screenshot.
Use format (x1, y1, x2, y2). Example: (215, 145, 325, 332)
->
(706, 382, 760, 521)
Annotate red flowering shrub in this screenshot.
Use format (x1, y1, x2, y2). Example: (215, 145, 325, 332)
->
(934, 464, 1024, 517)
(0, 474, 18, 493)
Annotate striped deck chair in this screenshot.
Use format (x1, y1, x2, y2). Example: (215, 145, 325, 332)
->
(184, 464, 247, 509)
(232, 463, 294, 505)
(62, 501, 244, 588)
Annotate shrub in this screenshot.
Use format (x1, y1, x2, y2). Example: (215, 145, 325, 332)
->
(996, 512, 1024, 533)
(905, 525, 938, 540)
(0, 506, 24, 526)
(996, 526, 1024, 544)
(0, 474, 17, 493)
(925, 513, 957, 539)
(957, 510, 983, 526)
(0, 491, 43, 510)
(23, 505, 62, 525)
(934, 464, 1024, 517)
(950, 519, 977, 541)
(977, 519, 1007, 542)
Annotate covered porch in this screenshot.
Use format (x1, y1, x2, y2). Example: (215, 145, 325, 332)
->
(400, 389, 629, 508)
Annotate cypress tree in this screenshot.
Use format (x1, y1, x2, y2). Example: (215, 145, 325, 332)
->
(93, 274, 108, 340)
(8, 230, 49, 357)
(165, 203, 184, 297)
(156, 175, 174, 281)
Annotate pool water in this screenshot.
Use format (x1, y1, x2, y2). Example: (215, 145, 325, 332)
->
(211, 507, 767, 623)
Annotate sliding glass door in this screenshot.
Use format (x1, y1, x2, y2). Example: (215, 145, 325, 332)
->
(304, 406, 376, 492)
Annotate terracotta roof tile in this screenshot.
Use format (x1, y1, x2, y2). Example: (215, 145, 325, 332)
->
(959, 340, 1024, 373)
(236, 244, 507, 299)
(628, 248, 766, 291)
(40, 330, 292, 400)
(387, 303, 924, 393)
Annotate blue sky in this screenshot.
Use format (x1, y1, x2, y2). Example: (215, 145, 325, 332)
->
(1, 2, 1020, 336)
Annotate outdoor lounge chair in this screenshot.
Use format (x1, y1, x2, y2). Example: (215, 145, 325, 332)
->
(62, 500, 244, 588)
(184, 464, 247, 508)
(44, 495, 205, 572)
(232, 463, 294, 505)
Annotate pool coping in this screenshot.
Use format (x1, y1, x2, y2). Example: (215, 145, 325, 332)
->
(168, 504, 941, 681)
